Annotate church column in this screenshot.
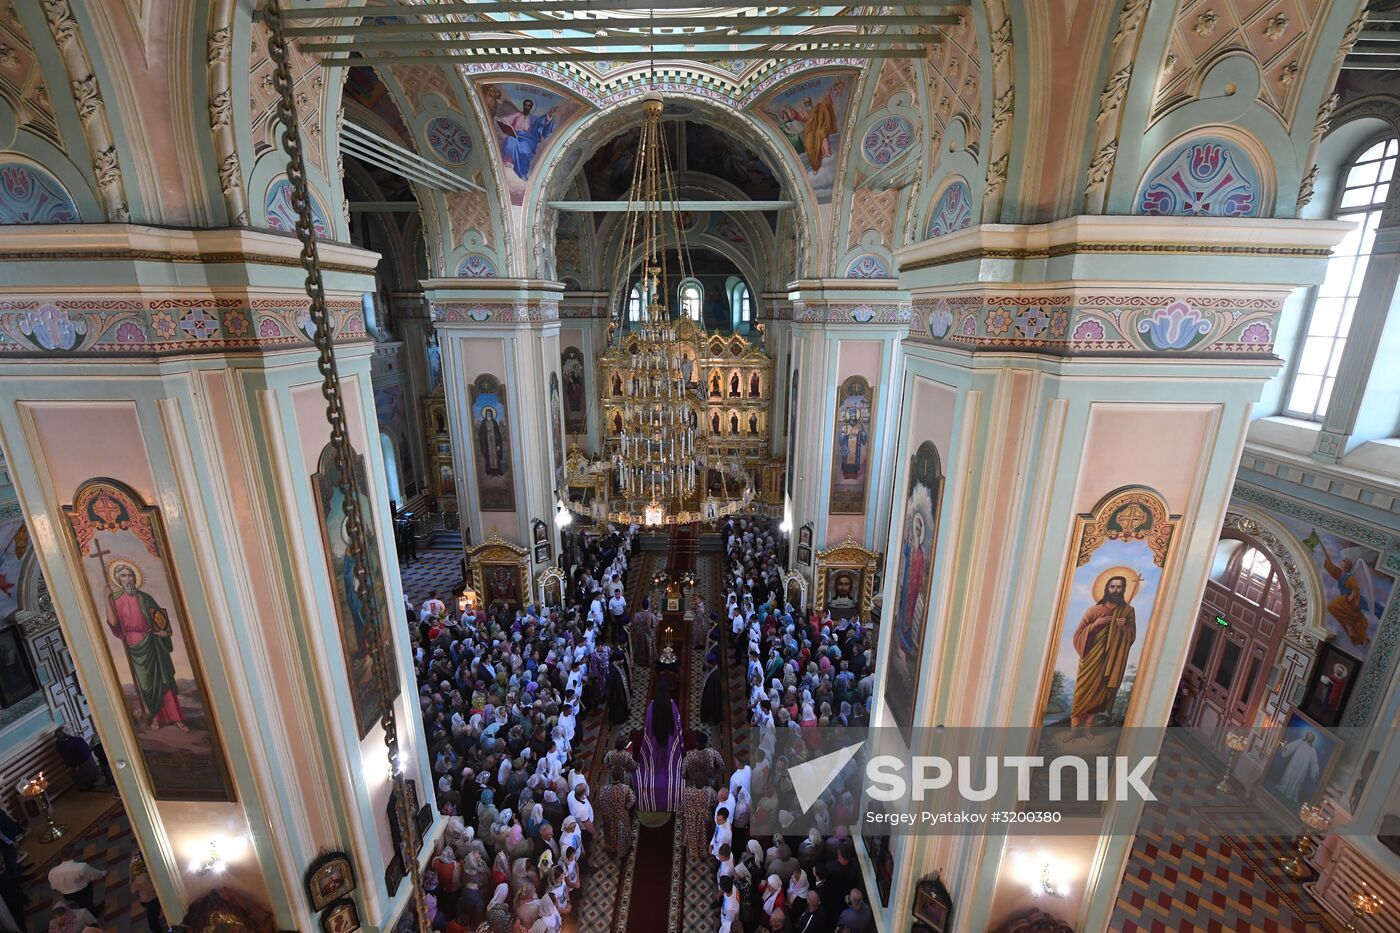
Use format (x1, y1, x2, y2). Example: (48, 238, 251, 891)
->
(559, 290, 611, 457)
(423, 278, 566, 563)
(1313, 190, 1400, 460)
(759, 292, 793, 461)
(874, 215, 1349, 933)
(0, 225, 437, 932)
(391, 290, 433, 504)
(785, 280, 908, 580)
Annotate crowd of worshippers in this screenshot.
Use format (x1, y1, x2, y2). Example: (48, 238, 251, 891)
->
(682, 518, 877, 933)
(399, 525, 644, 932)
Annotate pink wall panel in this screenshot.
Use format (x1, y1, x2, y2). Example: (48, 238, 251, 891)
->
(29, 402, 156, 503)
(1071, 404, 1218, 515)
(825, 340, 884, 547)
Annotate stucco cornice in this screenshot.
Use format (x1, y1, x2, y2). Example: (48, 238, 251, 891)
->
(895, 215, 1353, 272)
(0, 224, 382, 273)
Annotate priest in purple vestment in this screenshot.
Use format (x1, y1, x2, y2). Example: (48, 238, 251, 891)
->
(638, 682, 684, 812)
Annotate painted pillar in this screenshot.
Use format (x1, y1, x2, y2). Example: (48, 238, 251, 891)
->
(423, 278, 566, 563)
(0, 226, 438, 931)
(785, 280, 909, 584)
(759, 292, 793, 461)
(870, 216, 1349, 933)
(559, 290, 610, 457)
(390, 290, 434, 503)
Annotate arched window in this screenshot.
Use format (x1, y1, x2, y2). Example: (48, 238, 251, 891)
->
(737, 283, 753, 324)
(1285, 136, 1398, 420)
(1225, 544, 1284, 616)
(679, 280, 703, 321)
(627, 283, 643, 324)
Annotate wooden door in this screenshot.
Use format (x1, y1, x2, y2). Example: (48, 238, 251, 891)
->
(1177, 540, 1285, 748)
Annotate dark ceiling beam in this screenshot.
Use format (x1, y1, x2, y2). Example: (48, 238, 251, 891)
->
(320, 46, 927, 64)
(1340, 59, 1400, 69)
(301, 32, 942, 51)
(550, 199, 794, 210)
(280, 1, 961, 17)
(349, 201, 422, 212)
(286, 14, 954, 35)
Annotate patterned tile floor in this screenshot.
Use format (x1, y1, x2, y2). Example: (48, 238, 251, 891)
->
(1110, 740, 1340, 932)
(397, 547, 463, 608)
(676, 550, 724, 933)
(20, 798, 145, 932)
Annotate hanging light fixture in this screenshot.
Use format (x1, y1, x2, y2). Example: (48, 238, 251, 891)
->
(563, 93, 757, 526)
(608, 93, 703, 526)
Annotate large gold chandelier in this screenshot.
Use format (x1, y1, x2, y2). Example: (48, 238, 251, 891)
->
(561, 94, 757, 527)
(612, 94, 702, 524)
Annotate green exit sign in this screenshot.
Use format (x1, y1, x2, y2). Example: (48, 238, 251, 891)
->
(1215, 616, 1230, 627)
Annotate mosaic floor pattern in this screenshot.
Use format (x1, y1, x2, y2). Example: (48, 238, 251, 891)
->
(397, 547, 462, 607)
(21, 798, 144, 932)
(1110, 742, 1341, 932)
(676, 548, 724, 933)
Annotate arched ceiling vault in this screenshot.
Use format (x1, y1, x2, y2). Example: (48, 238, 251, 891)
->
(0, 0, 1370, 284)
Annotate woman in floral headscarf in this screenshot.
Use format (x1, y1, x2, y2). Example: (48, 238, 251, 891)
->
(481, 883, 512, 933)
(433, 844, 464, 894)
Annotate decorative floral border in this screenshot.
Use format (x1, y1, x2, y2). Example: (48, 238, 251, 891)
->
(430, 301, 560, 324)
(0, 297, 365, 357)
(907, 293, 1281, 355)
(791, 302, 911, 325)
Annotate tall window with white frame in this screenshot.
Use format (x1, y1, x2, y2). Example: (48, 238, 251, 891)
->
(738, 283, 752, 325)
(1286, 136, 1398, 420)
(627, 282, 643, 325)
(679, 280, 703, 321)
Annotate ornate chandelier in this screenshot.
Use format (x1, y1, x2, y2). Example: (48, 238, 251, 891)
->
(561, 93, 758, 527)
(611, 94, 702, 524)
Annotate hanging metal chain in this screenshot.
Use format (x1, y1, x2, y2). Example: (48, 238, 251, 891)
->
(263, 2, 429, 928)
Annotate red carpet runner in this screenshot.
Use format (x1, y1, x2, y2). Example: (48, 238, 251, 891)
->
(665, 521, 699, 573)
(624, 819, 677, 933)
(620, 526, 695, 930)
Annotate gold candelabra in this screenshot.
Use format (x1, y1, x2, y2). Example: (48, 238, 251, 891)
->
(1278, 802, 1331, 879)
(19, 772, 66, 842)
(1342, 882, 1384, 931)
(1216, 731, 1249, 794)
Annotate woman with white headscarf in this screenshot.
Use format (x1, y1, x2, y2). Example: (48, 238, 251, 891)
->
(560, 815, 584, 862)
(760, 873, 786, 928)
(787, 866, 810, 905)
(525, 803, 545, 839)
(745, 838, 766, 875)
